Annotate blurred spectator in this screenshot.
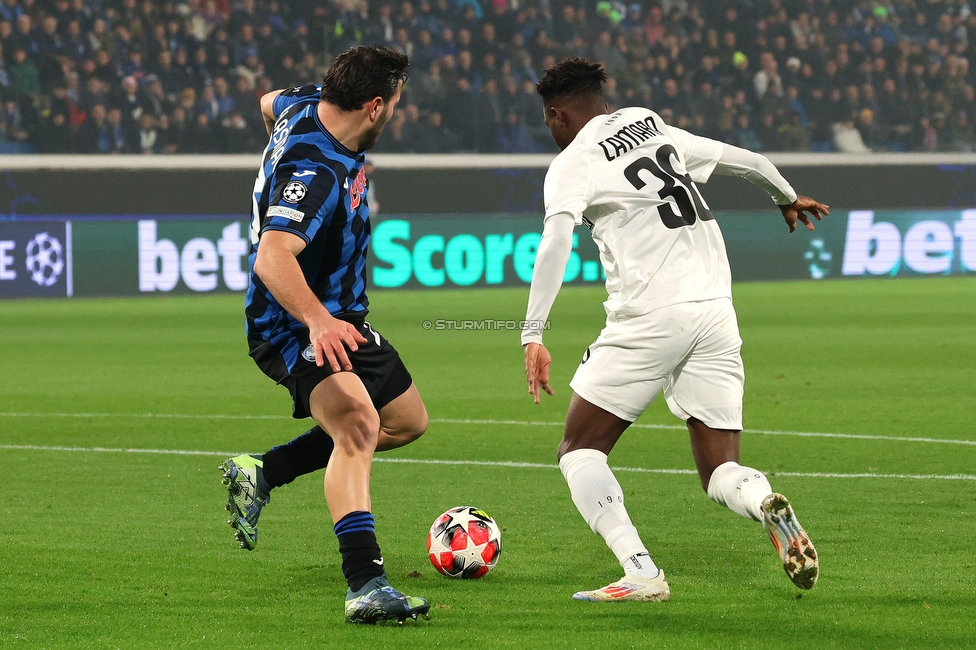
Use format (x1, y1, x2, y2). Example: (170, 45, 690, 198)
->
(75, 102, 109, 153)
(105, 106, 131, 153)
(155, 112, 178, 154)
(35, 105, 71, 153)
(142, 75, 170, 117)
(732, 112, 763, 151)
(753, 52, 783, 103)
(187, 110, 219, 152)
(414, 110, 459, 152)
(497, 108, 538, 152)
(136, 112, 158, 154)
(10, 46, 40, 97)
(948, 111, 976, 152)
(833, 117, 870, 153)
(856, 108, 889, 151)
(914, 115, 939, 152)
(755, 112, 780, 151)
(1, 98, 30, 151)
(443, 76, 478, 150)
(220, 111, 257, 152)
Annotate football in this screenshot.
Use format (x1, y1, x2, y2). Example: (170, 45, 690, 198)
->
(427, 506, 502, 579)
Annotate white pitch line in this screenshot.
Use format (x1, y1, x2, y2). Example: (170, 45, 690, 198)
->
(2, 412, 975, 446)
(1, 444, 974, 481)
(0, 444, 245, 456)
(429, 418, 976, 447)
(0, 412, 287, 420)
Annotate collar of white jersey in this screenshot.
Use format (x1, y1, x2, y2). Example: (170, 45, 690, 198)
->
(571, 108, 652, 147)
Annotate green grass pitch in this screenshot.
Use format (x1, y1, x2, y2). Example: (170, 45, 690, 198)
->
(1, 277, 975, 648)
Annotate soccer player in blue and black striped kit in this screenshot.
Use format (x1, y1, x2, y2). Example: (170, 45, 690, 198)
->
(219, 46, 430, 625)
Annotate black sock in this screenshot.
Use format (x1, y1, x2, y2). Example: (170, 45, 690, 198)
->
(334, 511, 385, 592)
(262, 425, 335, 489)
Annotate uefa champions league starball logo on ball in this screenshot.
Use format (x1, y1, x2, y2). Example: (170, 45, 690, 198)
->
(25, 232, 64, 287)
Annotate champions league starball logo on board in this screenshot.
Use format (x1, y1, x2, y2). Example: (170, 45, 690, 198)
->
(804, 239, 833, 280)
(24, 232, 64, 287)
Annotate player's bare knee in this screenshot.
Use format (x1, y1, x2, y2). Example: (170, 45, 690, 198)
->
(412, 406, 429, 439)
(389, 411, 427, 445)
(336, 409, 380, 453)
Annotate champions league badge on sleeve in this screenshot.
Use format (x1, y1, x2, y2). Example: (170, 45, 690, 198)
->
(282, 181, 308, 203)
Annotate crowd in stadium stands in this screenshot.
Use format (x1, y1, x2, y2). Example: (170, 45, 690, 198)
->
(4, 0, 976, 154)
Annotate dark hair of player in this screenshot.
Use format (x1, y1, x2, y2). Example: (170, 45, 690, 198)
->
(536, 58, 607, 105)
(320, 45, 410, 112)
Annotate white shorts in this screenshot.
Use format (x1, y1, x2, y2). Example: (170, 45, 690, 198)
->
(569, 297, 744, 429)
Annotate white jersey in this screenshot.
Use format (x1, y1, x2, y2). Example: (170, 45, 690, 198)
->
(544, 107, 731, 318)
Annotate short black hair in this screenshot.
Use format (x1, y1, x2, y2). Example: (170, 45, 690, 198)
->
(536, 58, 607, 105)
(320, 45, 409, 112)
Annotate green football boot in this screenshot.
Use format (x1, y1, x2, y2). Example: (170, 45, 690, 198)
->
(344, 576, 431, 625)
(219, 454, 270, 550)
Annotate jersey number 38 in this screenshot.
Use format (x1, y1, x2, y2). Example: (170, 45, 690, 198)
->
(624, 144, 714, 229)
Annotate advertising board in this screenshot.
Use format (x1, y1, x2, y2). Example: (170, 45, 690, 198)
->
(3, 209, 973, 298)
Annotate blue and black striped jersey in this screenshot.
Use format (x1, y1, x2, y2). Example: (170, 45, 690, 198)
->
(245, 84, 372, 369)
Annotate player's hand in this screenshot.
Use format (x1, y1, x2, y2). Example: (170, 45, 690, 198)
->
(779, 195, 829, 233)
(524, 342, 555, 404)
(308, 315, 369, 372)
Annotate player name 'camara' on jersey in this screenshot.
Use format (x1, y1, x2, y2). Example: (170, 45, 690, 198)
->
(544, 107, 734, 318)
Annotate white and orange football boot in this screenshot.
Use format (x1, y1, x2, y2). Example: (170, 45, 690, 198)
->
(572, 570, 670, 602)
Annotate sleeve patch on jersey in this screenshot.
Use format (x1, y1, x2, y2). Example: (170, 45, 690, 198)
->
(282, 180, 308, 203)
(267, 205, 305, 222)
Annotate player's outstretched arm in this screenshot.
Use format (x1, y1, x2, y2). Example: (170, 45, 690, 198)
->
(524, 342, 555, 404)
(710, 144, 830, 231)
(778, 195, 830, 233)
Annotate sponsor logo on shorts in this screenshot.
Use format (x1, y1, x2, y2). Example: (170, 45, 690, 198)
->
(582, 347, 591, 363)
(267, 205, 305, 222)
(282, 180, 307, 203)
(302, 344, 316, 362)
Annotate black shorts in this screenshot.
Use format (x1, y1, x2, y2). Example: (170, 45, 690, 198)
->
(248, 319, 413, 419)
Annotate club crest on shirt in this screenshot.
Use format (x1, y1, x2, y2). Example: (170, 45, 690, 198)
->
(349, 167, 367, 210)
(282, 180, 308, 203)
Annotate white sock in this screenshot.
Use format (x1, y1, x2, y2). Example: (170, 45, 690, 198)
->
(621, 552, 659, 578)
(559, 449, 658, 577)
(706, 461, 773, 521)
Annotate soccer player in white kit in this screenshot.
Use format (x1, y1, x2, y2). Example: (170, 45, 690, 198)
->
(522, 59, 829, 602)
